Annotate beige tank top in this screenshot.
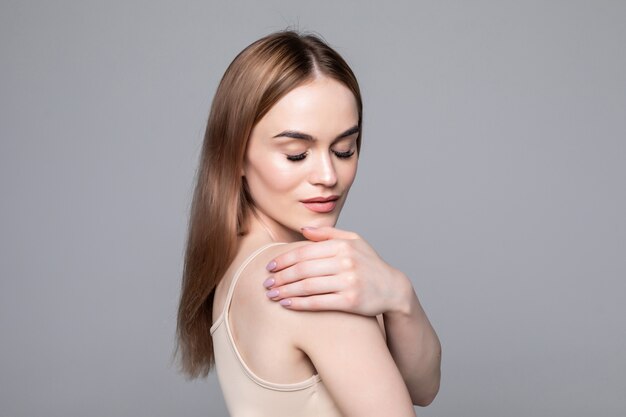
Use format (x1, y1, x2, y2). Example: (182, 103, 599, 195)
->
(210, 242, 344, 417)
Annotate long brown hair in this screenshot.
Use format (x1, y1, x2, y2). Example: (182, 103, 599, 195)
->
(174, 29, 363, 379)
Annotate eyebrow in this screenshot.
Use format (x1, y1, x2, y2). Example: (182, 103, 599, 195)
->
(272, 124, 360, 142)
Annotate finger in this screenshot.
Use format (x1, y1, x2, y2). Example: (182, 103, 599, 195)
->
(269, 258, 339, 288)
(278, 293, 346, 311)
(267, 240, 338, 273)
(267, 275, 344, 300)
(300, 226, 360, 241)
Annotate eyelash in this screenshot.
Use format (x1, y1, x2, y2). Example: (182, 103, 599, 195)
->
(286, 150, 355, 162)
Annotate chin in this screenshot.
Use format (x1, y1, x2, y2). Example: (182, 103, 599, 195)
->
(301, 216, 338, 229)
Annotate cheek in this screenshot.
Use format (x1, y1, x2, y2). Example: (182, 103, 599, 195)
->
(250, 157, 302, 194)
(339, 161, 358, 186)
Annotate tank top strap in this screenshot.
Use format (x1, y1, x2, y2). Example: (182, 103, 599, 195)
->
(211, 242, 287, 334)
(222, 242, 287, 317)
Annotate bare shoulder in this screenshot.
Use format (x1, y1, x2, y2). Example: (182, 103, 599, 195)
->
(232, 242, 414, 415)
(227, 241, 319, 382)
(238, 240, 312, 289)
(233, 241, 314, 328)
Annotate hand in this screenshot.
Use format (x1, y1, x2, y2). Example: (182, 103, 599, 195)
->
(263, 226, 412, 316)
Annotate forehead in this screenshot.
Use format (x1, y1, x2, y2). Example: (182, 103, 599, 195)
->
(257, 77, 358, 137)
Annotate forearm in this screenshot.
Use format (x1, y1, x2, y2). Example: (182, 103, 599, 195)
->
(383, 272, 442, 406)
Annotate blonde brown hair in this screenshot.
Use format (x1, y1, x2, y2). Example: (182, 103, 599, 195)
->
(175, 29, 363, 379)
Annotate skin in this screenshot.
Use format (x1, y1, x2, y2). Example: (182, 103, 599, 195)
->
(265, 227, 442, 406)
(237, 74, 441, 413)
(242, 75, 359, 241)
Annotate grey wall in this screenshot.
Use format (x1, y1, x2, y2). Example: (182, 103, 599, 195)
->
(1, 1, 624, 416)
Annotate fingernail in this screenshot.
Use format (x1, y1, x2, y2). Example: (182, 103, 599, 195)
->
(266, 289, 279, 298)
(266, 260, 276, 271)
(279, 299, 292, 307)
(262, 278, 275, 288)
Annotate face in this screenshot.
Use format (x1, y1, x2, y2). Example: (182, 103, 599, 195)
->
(243, 76, 359, 242)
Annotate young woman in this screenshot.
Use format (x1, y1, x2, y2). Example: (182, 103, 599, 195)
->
(176, 29, 441, 417)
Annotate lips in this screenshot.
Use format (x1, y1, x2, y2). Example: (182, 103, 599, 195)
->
(301, 195, 340, 213)
(301, 195, 340, 203)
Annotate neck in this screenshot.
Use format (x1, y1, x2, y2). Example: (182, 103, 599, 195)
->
(246, 208, 306, 243)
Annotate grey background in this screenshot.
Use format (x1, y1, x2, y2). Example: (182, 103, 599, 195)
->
(1, 1, 624, 416)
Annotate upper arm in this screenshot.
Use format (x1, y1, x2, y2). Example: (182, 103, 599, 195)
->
(291, 310, 415, 417)
(252, 243, 413, 416)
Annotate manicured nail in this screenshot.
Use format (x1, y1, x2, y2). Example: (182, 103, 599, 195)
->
(263, 278, 275, 288)
(266, 260, 276, 271)
(266, 289, 279, 298)
(279, 299, 292, 307)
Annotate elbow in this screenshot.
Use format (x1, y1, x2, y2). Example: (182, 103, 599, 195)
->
(413, 391, 437, 407)
(411, 366, 441, 407)
(412, 383, 439, 407)
(414, 343, 442, 406)
(409, 338, 442, 406)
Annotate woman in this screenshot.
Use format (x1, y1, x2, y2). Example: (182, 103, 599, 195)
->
(176, 29, 441, 416)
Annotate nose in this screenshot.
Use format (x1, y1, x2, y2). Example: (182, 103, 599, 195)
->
(309, 151, 338, 187)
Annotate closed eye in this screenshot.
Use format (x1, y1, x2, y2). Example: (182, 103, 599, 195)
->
(285, 149, 356, 162)
(286, 152, 307, 161)
(333, 149, 355, 159)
